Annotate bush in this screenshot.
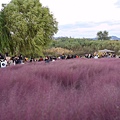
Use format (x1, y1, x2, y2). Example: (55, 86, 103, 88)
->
(0, 58, 120, 120)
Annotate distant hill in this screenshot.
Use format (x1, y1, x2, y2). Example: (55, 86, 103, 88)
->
(86, 36, 120, 40)
(110, 36, 120, 40)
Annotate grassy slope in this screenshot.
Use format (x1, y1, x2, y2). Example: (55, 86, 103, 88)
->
(0, 58, 120, 120)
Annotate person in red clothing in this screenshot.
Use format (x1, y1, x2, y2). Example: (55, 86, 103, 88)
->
(38, 56, 43, 61)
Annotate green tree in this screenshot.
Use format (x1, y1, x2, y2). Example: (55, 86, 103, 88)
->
(97, 30, 111, 40)
(97, 31, 103, 40)
(1, 0, 58, 56)
(0, 9, 12, 54)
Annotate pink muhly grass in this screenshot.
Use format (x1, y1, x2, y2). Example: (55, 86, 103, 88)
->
(0, 58, 120, 120)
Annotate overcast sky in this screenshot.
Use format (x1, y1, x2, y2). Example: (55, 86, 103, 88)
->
(0, 0, 120, 38)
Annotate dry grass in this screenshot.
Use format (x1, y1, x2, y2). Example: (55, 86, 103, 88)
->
(44, 47, 73, 55)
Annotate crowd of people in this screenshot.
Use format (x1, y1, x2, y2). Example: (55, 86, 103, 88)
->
(0, 52, 119, 68)
(0, 53, 83, 68)
(0, 53, 24, 67)
(28, 54, 80, 63)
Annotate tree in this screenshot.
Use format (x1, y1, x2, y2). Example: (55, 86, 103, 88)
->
(97, 30, 111, 40)
(0, 9, 12, 54)
(97, 31, 103, 40)
(1, 0, 58, 56)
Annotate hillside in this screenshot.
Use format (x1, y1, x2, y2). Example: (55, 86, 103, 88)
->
(110, 36, 120, 40)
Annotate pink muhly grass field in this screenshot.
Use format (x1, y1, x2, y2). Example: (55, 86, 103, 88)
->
(0, 58, 120, 120)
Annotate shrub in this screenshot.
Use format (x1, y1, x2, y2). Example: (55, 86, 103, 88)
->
(0, 58, 120, 120)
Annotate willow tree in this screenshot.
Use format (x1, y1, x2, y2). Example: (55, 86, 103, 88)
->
(0, 9, 12, 54)
(2, 0, 58, 56)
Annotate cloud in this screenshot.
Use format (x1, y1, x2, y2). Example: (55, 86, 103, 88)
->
(41, 0, 120, 25)
(58, 22, 97, 30)
(41, 0, 120, 38)
(115, 0, 120, 7)
(55, 21, 120, 38)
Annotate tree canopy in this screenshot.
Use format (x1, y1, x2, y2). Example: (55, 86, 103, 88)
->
(0, 0, 58, 56)
(97, 30, 111, 40)
(46, 37, 120, 56)
(0, 8, 11, 54)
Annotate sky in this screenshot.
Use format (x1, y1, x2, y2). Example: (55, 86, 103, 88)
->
(0, 0, 120, 38)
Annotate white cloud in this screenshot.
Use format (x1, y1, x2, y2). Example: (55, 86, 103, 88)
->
(40, 0, 120, 24)
(115, 0, 120, 7)
(56, 21, 120, 38)
(40, 0, 120, 37)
